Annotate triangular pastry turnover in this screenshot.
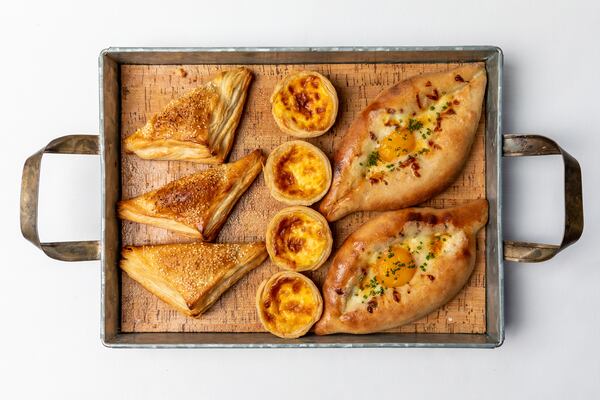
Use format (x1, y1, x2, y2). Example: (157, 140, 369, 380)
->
(124, 67, 253, 163)
(121, 241, 268, 317)
(118, 150, 264, 241)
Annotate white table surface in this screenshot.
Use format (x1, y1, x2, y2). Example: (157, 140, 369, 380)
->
(2, 0, 599, 398)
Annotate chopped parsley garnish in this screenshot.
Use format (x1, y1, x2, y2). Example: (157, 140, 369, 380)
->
(368, 276, 379, 288)
(367, 151, 379, 166)
(408, 119, 423, 132)
(425, 252, 435, 261)
(360, 274, 386, 297)
(430, 105, 435, 111)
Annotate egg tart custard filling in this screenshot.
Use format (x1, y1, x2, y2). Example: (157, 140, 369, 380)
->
(266, 206, 333, 272)
(256, 271, 323, 338)
(264, 140, 332, 205)
(270, 70, 338, 137)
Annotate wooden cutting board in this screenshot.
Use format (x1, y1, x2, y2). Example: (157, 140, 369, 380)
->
(119, 62, 486, 334)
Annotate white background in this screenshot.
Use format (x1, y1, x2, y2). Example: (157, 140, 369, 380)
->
(1, 0, 599, 398)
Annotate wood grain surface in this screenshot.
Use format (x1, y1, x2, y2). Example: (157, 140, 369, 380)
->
(120, 62, 486, 334)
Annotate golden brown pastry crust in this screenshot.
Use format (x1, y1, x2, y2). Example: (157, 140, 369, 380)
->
(124, 67, 253, 163)
(320, 65, 487, 221)
(264, 140, 332, 206)
(314, 199, 488, 335)
(256, 271, 323, 338)
(265, 206, 333, 272)
(118, 150, 264, 240)
(121, 242, 268, 317)
(270, 70, 338, 138)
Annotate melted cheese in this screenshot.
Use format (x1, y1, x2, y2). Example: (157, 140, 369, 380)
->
(261, 277, 319, 335)
(273, 143, 329, 198)
(272, 213, 329, 270)
(272, 73, 335, 132)
(346, 222, 467, 311)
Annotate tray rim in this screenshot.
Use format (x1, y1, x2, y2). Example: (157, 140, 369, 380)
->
(99, 46, 504, 349)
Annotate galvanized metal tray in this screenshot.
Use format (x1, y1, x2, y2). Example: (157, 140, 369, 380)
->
(20, 47, 584, 348)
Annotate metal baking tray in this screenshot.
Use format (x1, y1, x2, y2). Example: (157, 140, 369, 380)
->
(20, 47, 583, 348)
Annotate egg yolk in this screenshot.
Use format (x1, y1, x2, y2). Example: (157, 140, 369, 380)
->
(378, 129, 416, 162)
(372, 245, 416, 287)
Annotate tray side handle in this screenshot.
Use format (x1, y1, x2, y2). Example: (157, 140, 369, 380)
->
(20, 135, 101, 262)
(502, 134, 583, 262)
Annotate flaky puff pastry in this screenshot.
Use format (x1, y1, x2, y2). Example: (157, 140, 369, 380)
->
(121, 242, 268, 317)
(264, 140, 332, 206)
(256, 271, 323, 339)
(124, 67, 253, 163)
(315, 199, 488, 335)
(118, 150, 264, 241)
(320, 65, 487, 221)
(266, 206, 333, 272)
(270, 71, 338, 138)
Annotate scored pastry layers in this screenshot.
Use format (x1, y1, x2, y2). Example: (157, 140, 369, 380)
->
(124, 67, 253, 163)
(121, 242, 268, 317)
(119, 150, 264, 240)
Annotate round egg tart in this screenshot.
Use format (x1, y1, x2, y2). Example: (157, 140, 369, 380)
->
(256, 271, 323, 339)
(270, 70, 338, 138)
(266, 206, 333, 272)
(264, 140, 332, 206)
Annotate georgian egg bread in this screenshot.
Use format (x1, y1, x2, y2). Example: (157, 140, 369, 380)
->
(315, 199, 488, 335)
(320, 65, 487, 221)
